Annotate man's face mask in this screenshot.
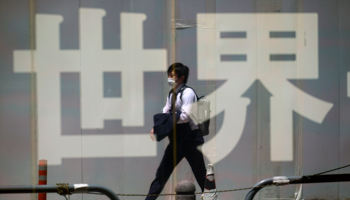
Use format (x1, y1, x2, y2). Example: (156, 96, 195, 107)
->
(167, 78, 178, 87)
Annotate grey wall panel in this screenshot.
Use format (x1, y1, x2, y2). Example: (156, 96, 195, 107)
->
(0, 1, 349, 200)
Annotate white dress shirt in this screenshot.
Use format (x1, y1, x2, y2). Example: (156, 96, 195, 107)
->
(163, 83, 198, 130)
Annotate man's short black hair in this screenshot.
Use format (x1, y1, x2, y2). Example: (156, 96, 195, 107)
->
(167, 63, 189, 84)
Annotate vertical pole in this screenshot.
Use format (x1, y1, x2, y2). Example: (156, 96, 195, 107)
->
(295, 2, 304, 199)
(28, 0, 38, 200)
(171, 0, 178, 189)
(38, 160, 47, 200)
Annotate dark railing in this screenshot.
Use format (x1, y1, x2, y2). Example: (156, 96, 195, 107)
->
(0, 184, 120, 200)
(2, 174, 349, 200)
(245, 174, 350, 200)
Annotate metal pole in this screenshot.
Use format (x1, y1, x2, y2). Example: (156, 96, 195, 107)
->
(0, 184, 120, 200)
(28, 1, 38, 200)
(244, 178, 274, 200)
(85, 185, 120, 200)
(245, 174, 350, 200)
(0, 185, 61, 194)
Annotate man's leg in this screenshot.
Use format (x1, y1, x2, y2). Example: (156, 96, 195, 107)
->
(185, 145, 207, 191)
(146, 143, 183, 200)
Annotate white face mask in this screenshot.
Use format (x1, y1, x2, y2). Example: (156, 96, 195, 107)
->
(168, 78, 178, 87)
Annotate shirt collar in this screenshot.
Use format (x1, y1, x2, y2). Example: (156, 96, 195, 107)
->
(175, 83, 185, 93)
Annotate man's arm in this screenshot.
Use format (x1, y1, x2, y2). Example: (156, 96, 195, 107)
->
(163, 94, 171, 113)
(178, 88, 197, 123)
(150, 128, 156, 141)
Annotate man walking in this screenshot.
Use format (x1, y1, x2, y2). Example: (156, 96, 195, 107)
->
(146, 63, 206, 200)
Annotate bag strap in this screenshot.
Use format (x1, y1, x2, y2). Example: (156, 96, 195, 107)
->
(180, 86, 199, 100)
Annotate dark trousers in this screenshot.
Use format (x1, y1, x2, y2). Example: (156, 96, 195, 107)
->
(146, 126, 206, 200)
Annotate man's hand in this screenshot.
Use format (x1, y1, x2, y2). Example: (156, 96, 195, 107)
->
(150, 128, 156, 141)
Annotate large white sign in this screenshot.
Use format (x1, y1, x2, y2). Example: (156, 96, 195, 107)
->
(197, 13, 333, 162)
(13, 9, 333, 165)
(14, 9, 165, 165)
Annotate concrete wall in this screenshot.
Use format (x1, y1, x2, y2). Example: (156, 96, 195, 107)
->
(0, 0, 349, 199)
